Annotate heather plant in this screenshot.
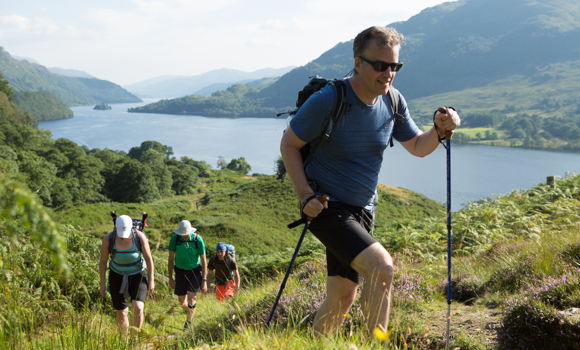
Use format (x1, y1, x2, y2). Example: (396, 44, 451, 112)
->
(393, 270, 433, 309)
(527, 267, 580, 309)
(440, 272, 485, 304)
(486, 255, 538, 293)
(497, 297, 580, 350)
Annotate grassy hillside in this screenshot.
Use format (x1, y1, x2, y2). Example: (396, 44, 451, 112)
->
(408, 60, 580, 119)
(2, 163, 579, 349)
(51, 174, 445, 258)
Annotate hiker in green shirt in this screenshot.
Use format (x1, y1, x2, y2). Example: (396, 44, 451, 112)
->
(168, 220, 207, 330)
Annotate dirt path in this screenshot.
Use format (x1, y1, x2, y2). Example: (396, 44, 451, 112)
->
(425, 302, 501, 348)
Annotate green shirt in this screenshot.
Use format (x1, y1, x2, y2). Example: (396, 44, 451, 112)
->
(168, 233, 205, 270)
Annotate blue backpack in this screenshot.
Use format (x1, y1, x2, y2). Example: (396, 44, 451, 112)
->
(212, 242, 236, 277)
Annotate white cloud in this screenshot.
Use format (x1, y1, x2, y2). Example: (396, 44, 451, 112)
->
(0, 15, 32, 36)
(2, 0, 457, 85)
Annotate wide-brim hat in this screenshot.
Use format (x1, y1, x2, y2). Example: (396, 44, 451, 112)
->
(116, 215, 133, 238)
(175, 220, 196, 236)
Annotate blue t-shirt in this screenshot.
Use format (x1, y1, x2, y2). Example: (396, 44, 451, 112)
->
(290, 78, 420, 207)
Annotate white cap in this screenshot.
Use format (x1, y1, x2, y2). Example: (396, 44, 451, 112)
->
(116, 215, 133, 238)
(174, 220, 197, 236)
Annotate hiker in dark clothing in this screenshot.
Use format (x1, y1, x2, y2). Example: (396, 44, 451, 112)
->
(99, 214, 155, 336)
(280, 26, 460, 336)
(208, 242, 240, 301)
(168, 220, 207, 330)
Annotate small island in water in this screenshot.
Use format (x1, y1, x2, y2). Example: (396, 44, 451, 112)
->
(93, 103, 112, 110)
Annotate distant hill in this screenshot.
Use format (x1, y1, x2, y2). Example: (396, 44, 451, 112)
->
(0, 47, 141, 107)
(47, 67, 97, 79)
(13, 91, 73, 121)
(193, 76, 280, 97)
(123, 67, 295, 98)
(130, 0, 580, 119)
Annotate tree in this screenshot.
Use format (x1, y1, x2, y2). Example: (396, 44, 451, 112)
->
(17, 150, 58, 205)
(64, 155, 106, 203)
(0, 145, 18, 176)
(139, 148, 165, 165)
(511, 128, 526, 139)
(227, 157, 252, 175)
(217, 156, 227, 170)
(168, 162, 199, 195)
(151, 163, 173, 198)
(275, 156, 285, 174)
(128, 140, 173, 161)
(180, 156, 210, 173)
(54, 138, 86, 163)
(0, 73, 14, 102)
(110, 159, 160, 203)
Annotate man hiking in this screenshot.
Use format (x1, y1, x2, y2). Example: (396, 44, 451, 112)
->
(280, 26, 460, 336)
(99, 214, 155, 336)
(207, 242, 241, 301)
(168, 220, 207, 330)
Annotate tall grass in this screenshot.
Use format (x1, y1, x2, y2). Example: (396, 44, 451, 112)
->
(2, 172, 580, 349)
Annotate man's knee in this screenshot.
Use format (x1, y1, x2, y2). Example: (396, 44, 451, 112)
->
(353, 243, 394, 283)
(327, 277, 358, 306)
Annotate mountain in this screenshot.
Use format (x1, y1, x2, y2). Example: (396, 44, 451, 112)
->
(130, 0, 580, 118)
(12, 55, 41, 64)
(47, 67, 97, 79)
(13, 91, 74, 121)
(123, 67, 295, 98)
(0, 47, 141, 106)
(193, 76, 280, 97)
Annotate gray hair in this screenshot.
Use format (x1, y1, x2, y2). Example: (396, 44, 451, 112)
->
(353, 26, 404, 58)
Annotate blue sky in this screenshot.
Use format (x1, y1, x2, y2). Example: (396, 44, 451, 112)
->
(1, 0, 455, 86)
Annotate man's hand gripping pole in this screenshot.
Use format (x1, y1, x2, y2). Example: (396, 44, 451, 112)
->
(267, 195, 329, 327)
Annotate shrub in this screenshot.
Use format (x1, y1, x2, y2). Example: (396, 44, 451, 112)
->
(497, 297, 580, 350)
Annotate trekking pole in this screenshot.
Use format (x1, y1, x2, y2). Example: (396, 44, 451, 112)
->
(110, 210, 117, 228)
(141, 211, 148, 232)
(439, 106, 453, 350)
(266, 195, 329, 327)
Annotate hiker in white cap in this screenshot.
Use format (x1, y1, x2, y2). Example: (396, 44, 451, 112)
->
(168, 220, 207, 331)
(99, 214, 155, 336)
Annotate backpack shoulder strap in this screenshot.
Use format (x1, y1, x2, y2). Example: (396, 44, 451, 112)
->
(193, 233, 199, 249)
(387, 85, 406, 147)
(132, 227, 142, 252)
(108, 231, 115, 255)
(302, 79, 351, 166)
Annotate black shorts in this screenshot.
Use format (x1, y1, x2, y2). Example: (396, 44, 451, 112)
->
(174, 265, 203, 295)
(308, 201, 377, 283)
(108, 269, 149, 310)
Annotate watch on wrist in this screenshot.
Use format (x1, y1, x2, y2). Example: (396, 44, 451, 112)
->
(202, 278, 207, 281)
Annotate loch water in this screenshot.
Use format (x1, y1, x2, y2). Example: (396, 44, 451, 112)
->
(39, 101, 580, 211)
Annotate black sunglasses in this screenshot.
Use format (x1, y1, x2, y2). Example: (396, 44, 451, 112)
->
(359, 57, 403, 72)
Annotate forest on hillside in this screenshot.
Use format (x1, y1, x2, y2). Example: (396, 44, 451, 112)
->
(0, 74, 251, 208)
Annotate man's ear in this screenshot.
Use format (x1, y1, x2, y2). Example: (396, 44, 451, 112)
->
(353, 57, 363, 73)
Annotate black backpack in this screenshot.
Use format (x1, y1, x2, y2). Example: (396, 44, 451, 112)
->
(170, 233, 199, 250)
(276, 76, 405, 181)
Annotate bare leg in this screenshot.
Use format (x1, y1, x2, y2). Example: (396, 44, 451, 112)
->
(178, 292, 197, 322)
(116, 308, 129, 335)
(350, 242, 394, 334)
(312, 276, 358, 336)
(131, 300, 145, 336)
